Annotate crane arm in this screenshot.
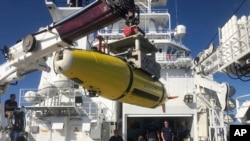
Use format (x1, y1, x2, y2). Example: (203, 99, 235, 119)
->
(0, 0, 138, 95)
(194, 74, 233, 111)
(190, 15, 250, 113)
(193, 15, 250, 78)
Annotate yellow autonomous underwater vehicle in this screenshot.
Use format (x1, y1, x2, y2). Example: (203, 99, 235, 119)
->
(54, 34, 167, 108)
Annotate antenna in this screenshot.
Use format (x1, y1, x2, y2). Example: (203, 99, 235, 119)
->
(175, 0, 179, 26)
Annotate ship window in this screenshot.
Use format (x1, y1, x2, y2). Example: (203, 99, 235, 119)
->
(75, 96, 83, 103)
(75, 96, 83, 107)
(172, 48, 177, 54)
(166, 47, 178, 55)
(158, 48, 162, 53)
(175, 51, 180, 58)
(167, 47, 172, 54)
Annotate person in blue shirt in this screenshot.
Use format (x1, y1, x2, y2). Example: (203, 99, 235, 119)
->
(161, 120, 174, 141)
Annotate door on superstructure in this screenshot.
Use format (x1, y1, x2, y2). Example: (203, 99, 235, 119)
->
(126, 116, 193, 141)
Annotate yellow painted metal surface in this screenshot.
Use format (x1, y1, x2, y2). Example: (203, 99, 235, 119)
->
(59, 50, 167, 108)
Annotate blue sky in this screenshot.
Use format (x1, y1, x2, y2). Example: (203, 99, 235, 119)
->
(0, 0, 250, 107)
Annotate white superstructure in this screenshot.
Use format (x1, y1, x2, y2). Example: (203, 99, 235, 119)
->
(4, 0, 250, 141)
(105, 1, 232, 141)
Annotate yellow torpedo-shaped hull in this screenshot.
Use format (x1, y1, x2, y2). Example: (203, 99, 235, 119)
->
(54, 49, 167, 108)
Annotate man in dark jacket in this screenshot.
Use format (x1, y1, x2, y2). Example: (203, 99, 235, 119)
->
(4, 93, 18, 128)
(147, 122, 160, 141)
(109, 129, 123, 141)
